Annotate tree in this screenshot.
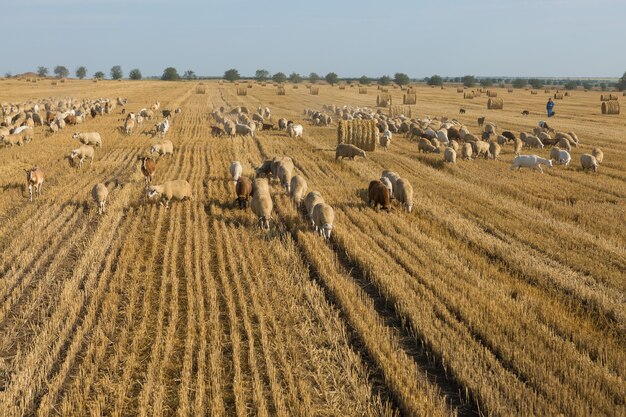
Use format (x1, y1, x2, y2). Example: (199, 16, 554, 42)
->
(272, 72, 287, 83)
(129, 69, 142, 80)
(183, 70, 197, 80)
(309, 72, 320, 83)
(480, 78, 493, 87)
(599, 82, 607, 91)
(54, 65, 69, 78)
(359, 75, 370, 85)
(162, 67, 180, 81)
(528, 78, 544, 89)
(288, 72, 302, 83)
(94, 71, 105, 79)
(582, 81, 594, 90)
(512, 78, 527, 88)
(394, 72, 410, 86)
(616, 71, 626, 91)
(223, 68, 240, 82)
(462, 75, 476, 87)
(255, 69, 270, 81)
(75, 66, 87, 79)
(110, 65, 123, 80)
(426, 74, 443, 86)
(37, 66, 48, 77)
(325, 72, 339, 85)
(563, 80, 577, 90)
(379, 75, 391, 86)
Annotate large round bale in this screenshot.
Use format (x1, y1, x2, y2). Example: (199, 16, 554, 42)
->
(554, 92, 564, 99)
(487, 90, 497, 97)
(600, 94, 618, 101)
(601, 101, 620, 115)
(464, 92, 474, 99)
(487, 97, 504, 110)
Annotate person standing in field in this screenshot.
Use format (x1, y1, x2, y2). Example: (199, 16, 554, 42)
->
(546, 98, 555, 117)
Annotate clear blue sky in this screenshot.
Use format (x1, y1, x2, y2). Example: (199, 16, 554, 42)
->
(4, 0, 625, 79)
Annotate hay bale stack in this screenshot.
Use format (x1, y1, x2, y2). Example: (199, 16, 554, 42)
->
(464, 92, 474, 99)
(531, 90, 538, 95)
(600, 94, 618, 101)
(277, 87, 286, 95)
(310, 86, 320, 95)
(359, 87, 368, 94)
(601, 101, 620, 114)
(554, 92, 564, 99)
(403, 93, 417, 105)
(487, 97, 504, 109)
(337, 119, 377, 151)
(487, 90, 498, 97)
(376, 93, 391, 107)
(237, 87, 247, 96)
(196, 86, 206, 94)
(389, 105, 412, 118)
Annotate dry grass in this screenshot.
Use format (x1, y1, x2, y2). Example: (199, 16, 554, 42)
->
(0, 79, 624, 417)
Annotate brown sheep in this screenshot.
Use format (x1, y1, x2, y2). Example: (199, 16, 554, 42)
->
(368, 180, 391, 211)
(139, 156, 157, 184)
(235, 177, 252, 209)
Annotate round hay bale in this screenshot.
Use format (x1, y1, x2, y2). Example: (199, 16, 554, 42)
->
(487, 97, 503, 109)
(487, 90, 497, 97)
(457, 88, 464, 93)
(402, 93, 416, 105)
(601, 101, 620, 115)
(464, 92, 474, 99)
(554, 92, 564, 99)
(359, 87, 368, 94)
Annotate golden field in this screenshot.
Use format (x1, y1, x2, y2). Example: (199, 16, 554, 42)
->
(0, 78, 624, 416)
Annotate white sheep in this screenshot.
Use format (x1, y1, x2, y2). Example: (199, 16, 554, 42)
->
(393, 178, 413, 212)
(591, 147, 603, 164)
(580, 154, 598, 172)
(336, 143, 366, 160)
(235, 123, 254, 137)
(444, 147, 456, 163)
(522, 134, 544, 149)
(312, 202, 335, 240)
(304, 191, 324, 227)
(461, 143, 473, 160)
(277, 158, 294, 192)
(69, 145, 95, 168)
(230, 161, 242, 182)
(92, 183, 109, 215)
(488, 142, 501, 160)
(146, 180, 193, 208)
(288, 124, 303, 138)
(557, 150, 571, 166)
(509, 155, 553, 173)
(72, 132, 102, 147)
(250, 189, 273, 230)
(473, 140, 490, 159)
(290, 175, 308, 208)
(150, 140, 174, 157)
(380, 177, 393, 197)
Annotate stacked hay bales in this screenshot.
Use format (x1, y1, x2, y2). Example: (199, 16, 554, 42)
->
(359, 87, 368, 94)
(376, 93, 391, 107)
(337, 119, 377, 151)
(487, 97, 504, 109)
(237, 87, 247, 96)
(464, 91, 474, 99)
(487, 90, 498, 97)
(403, 93, 417, 105)
(600, 94, 618, 101)
(196, 86, 206, 94)
(310, 86, 320, 95)
(601, 101, 620, 114)
(554, 92, 564, 99)
(277, 86, 286, 95)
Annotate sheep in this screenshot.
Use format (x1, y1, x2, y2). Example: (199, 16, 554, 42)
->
(72, 132, 102, 147)
(235, 123, 254, 137)
(555, 132, 577, 147)
(496, 135, 509, 145)
(252, 113, 264, 123)
(473, 140, 490, 159)
(230, 161, 242, 182)
(513, 138, 523, 156)
(501, 131, 516, 141)
(25, 167, 44, 202)
(124, 118, 135, 135)
(591, 147, 603, 164)
(557, 137, 572, 152)
(278, 118, 288, 130)
(484, 123, 497, 136)
(418, 138, 440, 154)
(380, 130, 392, 151)
(224, 121, 236, 136)
(290, 175, 308, 208)
(537, 131, 554, 145)
(312, 203, 335, 240)
(463, 133, 479, 143)
(69, 145, 95, 168)
(557, 150, 571, 166)
(477, 116, 485, 127)
(448, 127, 461, 141)
(449, 140, 459, 152)
(255, 159, 276, 178)
(336, 143, 366, 160)
(444, 147, 457, 163)
(211, 126, 225, 137)
(429, 137, 441, 149)
(522, 135, 544, 149)
(277, 158, 294, 192)
(461, 143, 473, 160)
(304, 191, 325, 226)
(393, 178, 413, 212)
(436, 129, 449, 145)
(150, 140, 174, 157)
(252, 177, 270, 198)
(139, 156, 157, 184)
(368, 180, 391, 211)
(580, 154, 598, 172)
(380, 176, 393, 198)
(488, 142, 501, 160)
(288, 123, 303, 138)
(568, 131, 580, 145)
(92, 183, 108, 215)
(549, 147, 562, 162)
(251, 191, 273, 230)
(509, 155, 553, 173)
(1, 133, 23, 147)
(235, 177, 252, 209)
(146, 180, 193, 208)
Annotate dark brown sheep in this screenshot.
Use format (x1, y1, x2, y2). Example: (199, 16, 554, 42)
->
(368, 180, 391, 211)
(139, 156, 157, 185)
(236, 177, 252, 208)
(477, 116, 485, 127)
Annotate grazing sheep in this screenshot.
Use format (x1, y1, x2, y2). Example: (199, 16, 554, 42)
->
(251, 191, 273, 230)
(252, 178, 270, 196)
(393, 178, 413, 212)
(473, 140, 490, 159)
(304, 191, 325, 226)
(69, 145, 95, 168)
(591, 147, 603, 164)
(255, 159, 276, 178)
(124, 118, 135, 135)
(277, 158, 294, 192)
(150, 140, 174, 157)
(288, 123, 303, 138)
(380, 176, 393, 198)
(496, 135, 509, 145)
(489, 142, 501, 159)
(278, 118, 288, 130)
(312, 203, 335, 240)
(580, 154, 598, 172)
(230, 161, 242, 182)
(235, 177, 252, 209)
(139, 156, 157, 184)
(549, 147, 562, 162)
(557, 150, 571, 166)
(368, 180, 391, 211)
(557, 137, 572, 152)
(444, 147, 457, 163)
(1, 133, 23, 147)
(336, 143, 366, 160)
(509, 155, 553, 173)
(555, 132, 577, 147)
(25, 167, 44, 202)
(72, 132, 102, 147)
(418, 138, 440, 154)
(224, 121, 236, 136)
(463, 133, 479, 143)
(449, 140, 459, 152)
(146, 180, 193, 208)
(211, 126, 226, 137)
(290, 175, 308, 208)
(513, 138, 523, 156)
(523, 135, 544, 149)
(381, 170, 401, 196)
(501, 131, 516, 141)
(92, 183, 108, 215)
(448, 127, 461, 141)
(568, 131, 580, 145)
(235, 123, 254, 137)
(461, 143, 473, 160)
(477, 116, 485, 127)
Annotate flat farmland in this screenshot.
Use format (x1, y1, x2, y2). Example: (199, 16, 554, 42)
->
(0, 79, 624, 416)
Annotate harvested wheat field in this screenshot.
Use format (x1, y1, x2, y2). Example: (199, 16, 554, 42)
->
(0, 79, 624, 417)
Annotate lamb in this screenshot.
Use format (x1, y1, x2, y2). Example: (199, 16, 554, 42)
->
(146, 180, 193, 208)
(230, 161, 242, 182)
(488, 142, 501, 160)
(25, 167, 44, 202)
(473, 140, 490, 158)
(124, 118, 135, 135)
(393, 178, 413, 212)
(290, 175, 308, 208)
(277, 158, 294, 192)
(591, 147, 603, 164)
(312, 203, 335, 240)
(522, 135, 544, 149)
(418, 138, 440, 154)
(150, 140, 174, 157)
(368, 180, 391, 211)
(304, 191, 325, 226)
(287, 123, 303, 138)
(557, 150, 571, 166)
(69, 145, 95, 168)
(336, 143, 366, 160)
(72, 132, 102, 147)
(509, 155, 553, 173)
(461, 143, 473, 160)
(235, 177, 252, 209)
(139, 156, 157, 184)
(251, 188, 273, 230)
(580, 154, 598, 172)
(444, 147, 457, 163)
(92, 183, 109, 215)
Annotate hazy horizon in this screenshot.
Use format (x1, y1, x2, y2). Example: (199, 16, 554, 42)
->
(4, 0, 626, 80)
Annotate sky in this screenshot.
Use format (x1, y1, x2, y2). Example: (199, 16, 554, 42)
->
(3, 0, 625, 79)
